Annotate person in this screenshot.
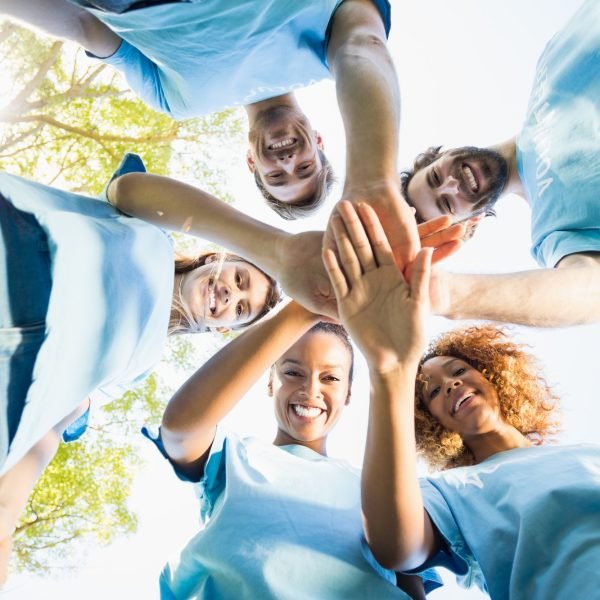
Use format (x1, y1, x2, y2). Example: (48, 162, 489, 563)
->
(321, 201, 600, 599)
(142, 298, 438, 598)
(0, 156, 281, 584)
(397, 0, 600, 327)
(2, 0, 419, 264)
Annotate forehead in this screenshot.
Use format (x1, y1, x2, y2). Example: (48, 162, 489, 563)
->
(420, 356, 464, 377)
(278, 331, 352, 370)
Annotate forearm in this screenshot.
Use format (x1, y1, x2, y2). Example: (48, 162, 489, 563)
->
(329, 21, 400, 193)
(161, 302, 318, 463)
(442, 259, 600, 326)
(109, 173, 288, 278)
(362, 366, 433, 571)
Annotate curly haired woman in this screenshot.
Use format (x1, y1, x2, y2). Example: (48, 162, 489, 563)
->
(323, 200, 600, 600)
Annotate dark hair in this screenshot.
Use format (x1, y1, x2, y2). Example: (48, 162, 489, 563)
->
(254, 150, 337, 220)
(307, 321, 354, 386)
(170, 252, 282, 334)
(399, 145, 496, 239)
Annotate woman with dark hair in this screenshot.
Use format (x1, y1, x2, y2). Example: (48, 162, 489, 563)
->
(0, 156, 281, 583)
(323, 200, 600, 600)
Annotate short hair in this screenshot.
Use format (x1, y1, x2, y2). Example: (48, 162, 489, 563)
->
(399, 145, 495, 240)
(170, 252, 282, 335)
(308, 321, 354, 386)
(414, 325, 561, 471)
(253, 150, 336, 220)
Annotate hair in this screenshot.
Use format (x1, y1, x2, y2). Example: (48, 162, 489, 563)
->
(414, 324, 562, 470)
(169, 252, 282, 335)
(253, 149, 337, 220)
(399, 145, 495, 240)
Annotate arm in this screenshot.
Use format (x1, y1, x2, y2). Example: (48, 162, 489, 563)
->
(0, 400, 89, 585)
(323, 201, 439, 571)
(160, 302, 319, 480)
(325, 0, 419, 269)
(109, 173, 464, 318)
(433, 252, 600, 327)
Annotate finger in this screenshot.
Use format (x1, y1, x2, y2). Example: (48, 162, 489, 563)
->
(356, 203, 396, 267)
(337, 200, 377, 272)
(330, 212, 363, 282)
(323, 247, 350, 300)
(417, 215, 454, 238)
(410, 248, 433, 307)
(431, 240, 463, 265)
(420, 222, 466, 248)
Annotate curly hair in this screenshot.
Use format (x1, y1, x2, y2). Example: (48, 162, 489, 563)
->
(414, 325, 561, 470)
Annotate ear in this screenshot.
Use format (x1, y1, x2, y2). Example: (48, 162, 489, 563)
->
(345, 390, 351, 406)
(314, 130, 324, 151)
(246, 149, 256, 173)
(215, 326, 230, 334)
(204, 253, 218, 264)
(267, 371, 274, 397)
(463, 213, 485, 241)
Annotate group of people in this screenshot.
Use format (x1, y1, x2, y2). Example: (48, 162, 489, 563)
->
(0, 0, 598, 598)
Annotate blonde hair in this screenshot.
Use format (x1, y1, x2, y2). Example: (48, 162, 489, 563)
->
(169, 252, 282, 335)
(415, 325, 562, 470)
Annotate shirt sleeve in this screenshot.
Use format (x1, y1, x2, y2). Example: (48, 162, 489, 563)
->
(534, 229, 600, 268)
(87, 39, 172, 115)
(415, 479, 487, 592)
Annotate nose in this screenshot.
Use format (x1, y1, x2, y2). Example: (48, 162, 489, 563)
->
(439, 175, 460, 195)
(446, 378, 462, 395)
(300, 376, 322, 400)
(277, 153, 297, 171)
(219, 285, 230, 305)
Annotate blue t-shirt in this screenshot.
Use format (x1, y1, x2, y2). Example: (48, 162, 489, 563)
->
(418, 444, 600, 600)
(0, 172, 173, 476)
(87, 0, 391, 118)
(144, 426, 439, 599)
(516, 0, 600, 267)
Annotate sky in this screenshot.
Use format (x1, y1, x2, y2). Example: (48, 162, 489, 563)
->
(3, 0, 597, 598)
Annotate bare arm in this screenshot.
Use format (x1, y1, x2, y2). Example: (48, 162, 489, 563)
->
(433, 253, 600, 327)
(1, 0, 121, 58)
(325, 0, 419, 269)
(160, 302, 319, 480)
(323, 202, 439, 571)
(0, 400, 89, 585)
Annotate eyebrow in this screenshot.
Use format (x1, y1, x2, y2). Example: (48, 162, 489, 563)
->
(422, 358, 460, 381)
(282, 359, 343, 370)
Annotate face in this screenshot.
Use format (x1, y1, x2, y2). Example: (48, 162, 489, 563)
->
(419, 356, 503, 437)
(407, 147, 508, 222)
(180, 257, 271, 330)
(270, 330, 352, 447)
(247, 106, 324, 203)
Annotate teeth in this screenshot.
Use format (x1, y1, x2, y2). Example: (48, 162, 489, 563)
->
(454, 394, 473, 414)
(208, 282, 216, 311)
(270, 137, 295, 150)
(292, 405, 323, 418)
(462, 165, 478, 193)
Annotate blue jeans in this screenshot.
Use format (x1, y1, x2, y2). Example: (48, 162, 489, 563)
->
(0, 194, 51, 467)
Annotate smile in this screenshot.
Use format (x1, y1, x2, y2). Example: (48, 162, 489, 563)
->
(462, 164, 479, 193)
(291, 404, 325, 419)
(452, 392, 475, 415)
(208, 279, 217, 314)
(269, 137, 296, 150)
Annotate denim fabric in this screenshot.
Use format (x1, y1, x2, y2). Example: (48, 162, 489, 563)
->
(0, 194, 51, 465)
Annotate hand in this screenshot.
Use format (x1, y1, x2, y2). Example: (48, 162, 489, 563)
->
(323, 201, 432, 372)
(324, 181, 421, 272)
(276, 231, 339, 319)
(417, 215, 465, 264)
(0, 507, 14, 586)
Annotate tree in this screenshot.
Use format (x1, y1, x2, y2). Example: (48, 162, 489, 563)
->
(0, 22, 247, 576)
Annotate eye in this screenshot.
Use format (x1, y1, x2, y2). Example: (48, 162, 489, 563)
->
(323, 375, 340, 382)
(236, 302, 244, 318)
(235, 272, 243, 288)
(429, 386, 440, 400)
(299, 162, 312, 171)
(453, 367, 466, 376)
(442, 195, 454, 215)
(268, 172, 283, 179)
(432, 167, 441, 186)
(285, 370, 302, 377)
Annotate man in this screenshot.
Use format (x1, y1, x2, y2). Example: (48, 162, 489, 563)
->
(2, 0, 420, 264)
(399, 0, 600, 327)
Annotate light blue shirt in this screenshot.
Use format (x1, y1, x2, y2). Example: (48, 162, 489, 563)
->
(145, 427, 427, 599)
(88, 0, 391, 118)
(419, 444, 600, 600)
(516, 0, 600, 267)
(0, 172, 173, 475)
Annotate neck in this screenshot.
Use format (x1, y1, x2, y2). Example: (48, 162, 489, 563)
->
(273, 428, 328, 456)
(463, 422, 530, 463)
(244, 92, 301, 124)
(490, 136, 527, 199)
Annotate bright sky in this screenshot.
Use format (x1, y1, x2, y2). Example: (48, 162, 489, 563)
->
(4, 1, 597, 598)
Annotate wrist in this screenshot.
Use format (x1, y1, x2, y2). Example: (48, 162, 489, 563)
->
(342, 175, 400, 200)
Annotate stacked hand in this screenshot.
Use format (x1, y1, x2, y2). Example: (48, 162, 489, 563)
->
(323, 201, 432, 371)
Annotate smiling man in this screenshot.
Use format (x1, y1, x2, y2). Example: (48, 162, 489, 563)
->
(400, 0, 600, 327)
(2, 0, 405, 222)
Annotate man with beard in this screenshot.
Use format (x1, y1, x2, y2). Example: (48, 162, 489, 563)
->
(2, 0, 420, 267)
(399, 0, 599, 327)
